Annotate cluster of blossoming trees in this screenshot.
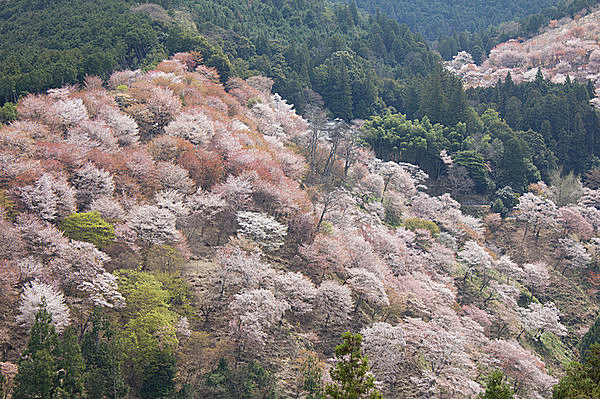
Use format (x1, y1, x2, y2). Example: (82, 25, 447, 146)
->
(0, 53, 597, 397)
(446, 8, 600, 99)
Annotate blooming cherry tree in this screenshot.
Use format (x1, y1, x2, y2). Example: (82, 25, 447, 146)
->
(361, 322, 405, 386)
(229, 289, 289, 355)
(236, 211, 288, 250)
(346, 267, 389, 310)
(17, 281, 70, 333)
(521, 262, 550, 296)
(272, 271, 317, 315)
(315, 280, 353, 327)
(558, 237, 591, 274)
(72, 163, 115, 210)
(519, 301, 567, 339)
(164, 110, 214, 145)
(128, 205, 178, 245)
(19, 173, 76, 221)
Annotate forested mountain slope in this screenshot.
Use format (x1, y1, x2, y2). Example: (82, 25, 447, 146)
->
(0, 0, 440, 122)
(436, 0, 600, 62)
(1, 53, 600, 398)
(332, 0, 562, 40)
(446, 6, 600, 92)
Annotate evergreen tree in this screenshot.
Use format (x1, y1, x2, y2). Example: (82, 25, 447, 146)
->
(56, 327, 85, 398)
(81, 310, 127, 399)
(13, 302, 59, 399)
(478, 370, 515, 399)
(302, 354, 324, 399)
(325, 332, 383, 399)
(140, 350, 177, 399)
(12, 302, 84, 399)
(552, 344, 600, 398)
(329, 62, 354, 121)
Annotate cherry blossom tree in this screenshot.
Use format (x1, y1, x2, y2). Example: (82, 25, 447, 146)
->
(155, 190, 189, 219)
(16, 257, 44, 281)
(229, 289, 289, 357)
(128, 205, 178, 245)
(77, 271, 125, 309)
(272, 271, 317, 316)
(19, 173, 76, 221)
(372, 160, 417, 198)
(519, 301, 567, 339)
(182, 190, 226, 238)
(315, 280, 353, 327)
(404, 317, 471, 378)
(299, 233, 350, 279)
(145, 86, 182, 134)
(19, 174, 59, 222)
(496, 255, 523, 283)
(72, 163, 115, 210)
(360, 322, 405, 387)
(515, 193, 560, 240)
(156, 161, 195, 194)
(579, 188, 600, 209)
(346, 268, 389, 312)
(559, 206, 593, 239)
(17, 281, 70, 333)
(16, 214, 70, 263)
(0, 214, 24, 260)
(458, 240, 492, 284)
(53, 98, 89, 129)
(212, 172, 256, 211)
(213, 245, 274, 298)
(345, 234, 385, 277)
(521, 262, 550, 297)
(89, 196, 126, 221)
(17, 94, 58, 127)
(486, 339, 556, 397)
(67, 120, 117, 152)
(558, 237, 591, 274)
(98, 107, 139, 146)
(164, 110, 214, 145)
(236, 211, 288, 250)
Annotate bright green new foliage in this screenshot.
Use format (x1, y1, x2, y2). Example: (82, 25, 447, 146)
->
(325, 332, 383, 399)
(59, 211, 115, 248)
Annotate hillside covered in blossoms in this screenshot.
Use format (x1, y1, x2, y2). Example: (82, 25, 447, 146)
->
(446, 4, 600, 94)
(1, 52, 600, 398)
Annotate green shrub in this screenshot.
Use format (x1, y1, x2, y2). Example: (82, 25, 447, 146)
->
(59, 211, 115, 248)
(402, 218, 439, 236)
(0, 190, 18, 221)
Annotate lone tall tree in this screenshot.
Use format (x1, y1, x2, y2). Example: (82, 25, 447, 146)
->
(325, 332, 383, 399)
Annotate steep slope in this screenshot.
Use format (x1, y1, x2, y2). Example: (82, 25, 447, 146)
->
(0, 0, 439, 122)
(446, 5, 600, 94)
(332, 0, 562, 40)
(1, 54, 600, 398)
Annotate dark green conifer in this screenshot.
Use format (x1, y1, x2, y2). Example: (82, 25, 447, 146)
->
(325, 332, 383, 399)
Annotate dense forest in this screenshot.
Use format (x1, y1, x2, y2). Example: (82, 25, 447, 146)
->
(0, 0, 440, 122)
(151, 0, 439, 118)
(437, 0, 600, 62)
(0, 0, 230, 104)
(332, 0, 562, 40)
